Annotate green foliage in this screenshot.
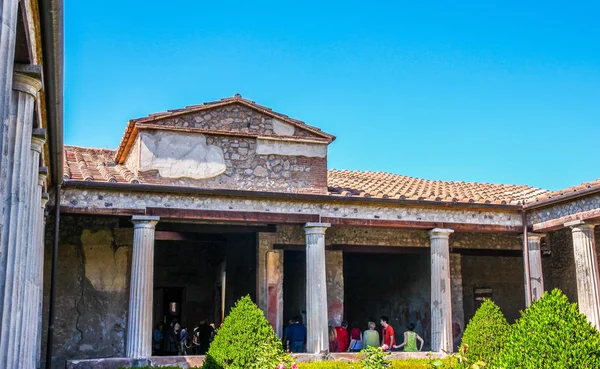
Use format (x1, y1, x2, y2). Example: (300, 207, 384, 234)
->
(359, 346, 391, 369)
(297, 359, 453, 369)
(494, 289, 600, 369)
(460, 299, 510, 364)
(202, 295, 289, 369)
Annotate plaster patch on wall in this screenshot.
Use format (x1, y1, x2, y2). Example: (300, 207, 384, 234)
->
(271, 119, 295, 136)
(81, 229, 129, 293)
(256, 138, 327, 158)
(139, 131, 226, 179)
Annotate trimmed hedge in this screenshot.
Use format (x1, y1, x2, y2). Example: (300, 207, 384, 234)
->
(494, 289, 600, 369)
(460, 299, 510, 363)
(202, 295, 289, 369)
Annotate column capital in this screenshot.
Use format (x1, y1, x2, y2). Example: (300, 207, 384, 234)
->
(523, 233, 546, 242)
(304, 222, 330, 235)
(31, 128, 46, 154)
(12, 72, 42, 96)
(131, 215, 160, 229)
(38, 167, 48, 187)
(565, 220, 596, 232)
(41, 193, 49, 209)
(429, 228, 454, 239)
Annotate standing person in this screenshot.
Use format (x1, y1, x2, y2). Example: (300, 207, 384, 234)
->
(164, 321, 178, 355)
(335, 321, 349, 352)
(393, 323, 424, 352)
(348, 322, 362, 352)
(328, 325, 338, 353)
(179, 323, 188, 355)
(380, 316, 395, 350)
(198, 319, 215, 354)
(362, 321, 380, 349)
(153, 323, 164, 356)
(287, 316, 307, 353)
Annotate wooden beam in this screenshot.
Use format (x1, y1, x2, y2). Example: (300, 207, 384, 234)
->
(59, 206, 145, 217)
(156, 223, 276, 234)
(147, 207, 320, 224)
(322, 217, 522, 233)
(532, 208, 600, 232)
(155, 231, 226, 243)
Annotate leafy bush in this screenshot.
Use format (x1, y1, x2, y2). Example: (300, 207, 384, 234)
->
(460, 299, 510, 364)
(202, 295, 289, 369)
(297, 358, 452, 369)
(360, 346, 391, 369)
(494, 289, 600, 369)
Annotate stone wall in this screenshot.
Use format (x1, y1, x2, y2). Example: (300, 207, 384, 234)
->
(42, 215, 132, 369)
(542, 228, 579, 303)
(461, 255, 525, 323)
(528, 192, 600, 225)
(132, 131, 327, 194)
(61, 188, 524, 228)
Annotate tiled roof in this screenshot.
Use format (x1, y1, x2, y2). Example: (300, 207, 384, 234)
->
(114, 94, 336, 163)
(64, 146, 555, 205)
(534, 179, 600, 203)
(328, 169, 551, 205)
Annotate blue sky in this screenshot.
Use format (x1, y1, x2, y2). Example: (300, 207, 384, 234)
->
(64, 1, 600, 191)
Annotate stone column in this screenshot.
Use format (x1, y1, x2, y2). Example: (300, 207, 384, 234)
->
(0, 71, 42, 369)
(126, 215, 159, 359)
(566, 221, 600, 328)
(36, 192, 49, 368)
(527, 233, 545, 301)
(0, 0, 20, 236)
(429, 228, 454, 353)
(266, 250, 284, 338)
(326, 250, 344, 327)
(450, 253, 464, 351)
(304, 223, 330, 355)
(19, 132, 45, 368)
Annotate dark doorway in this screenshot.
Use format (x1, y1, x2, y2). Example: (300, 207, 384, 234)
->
(283, 250, 306, 324)
(152, 230, 257, 333)
(343, 252, 431, 350)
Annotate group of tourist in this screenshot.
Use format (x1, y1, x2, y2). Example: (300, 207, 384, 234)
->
(283, 315, 424, 353)
(152, 319, 216, 356)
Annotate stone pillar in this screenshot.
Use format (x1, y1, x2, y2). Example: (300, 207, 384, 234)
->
(326, 250, 344, 327)
(429, 228, 454, 353)
(266, 250, 284, 337)
(19, 132, 45, 368)
(0, 0, 20, 236)
(304, 223, 330, 355)
(527, 233, 545, 301)
(126, 215, 159, 359)
(450, 253, 464, 351)
(0, 71, 42, 369)
(566, 221, 600, 328)
(36, 192, 49, 368)
(257, 232, 276, 314)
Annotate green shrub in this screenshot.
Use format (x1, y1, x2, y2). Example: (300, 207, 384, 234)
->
(460, 299, 510, 364)
(202, 295, 289, 369)
(494, 289, 600, 369)
(360, 346, 391, 369)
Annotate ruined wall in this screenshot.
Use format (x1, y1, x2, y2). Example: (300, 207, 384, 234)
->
(42, 215, 132, 369)
(461, 256, 525, 323)
(133, 131, 327, 194)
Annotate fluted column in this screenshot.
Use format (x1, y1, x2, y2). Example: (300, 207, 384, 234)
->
(36, 192, 49, 368)
(18, 132, 45, 369)
(430, 228, 454, 353)
(527, 233, 545, 301)
(304, 223, 330, 355)
(567, 221, 600, 328)
(0, 0, 20, 237)
(127, 215, 159, 359)
(0, 71, 42, 369)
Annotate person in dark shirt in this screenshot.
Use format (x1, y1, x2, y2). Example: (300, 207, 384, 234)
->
(286, 316, 307, 353)
(196, 319, 214, 354)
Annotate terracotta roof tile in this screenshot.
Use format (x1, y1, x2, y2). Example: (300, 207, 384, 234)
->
(64, 146, 554, 205)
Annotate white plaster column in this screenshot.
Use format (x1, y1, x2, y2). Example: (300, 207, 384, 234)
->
(18, 132, 45, 369)
(0, 71, 42, 369)
(127, 215, 159, 359)
(527, 233, 545, 301)
(0, 0, 20, 237)
(429, 228, 454, 353)
(304, 223, 330, 355)
(566, 221, 600, 328)
(36, 192, 49, 368)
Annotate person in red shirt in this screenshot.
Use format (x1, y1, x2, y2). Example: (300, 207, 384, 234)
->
(380, 316, 395, 350)
(334, 321, 349, 352)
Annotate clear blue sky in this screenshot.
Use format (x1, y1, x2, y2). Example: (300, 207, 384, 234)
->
(64, 1, 600, 191)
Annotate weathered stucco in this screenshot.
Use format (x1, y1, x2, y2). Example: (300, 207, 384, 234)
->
(529, 192, 600, 226)
(60, 188, 523, 228)
(325, 251, 344, 327)
(42, 216, 132, 369)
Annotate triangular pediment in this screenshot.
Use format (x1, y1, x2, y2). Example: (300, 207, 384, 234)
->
(115, 94, 335, 163)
